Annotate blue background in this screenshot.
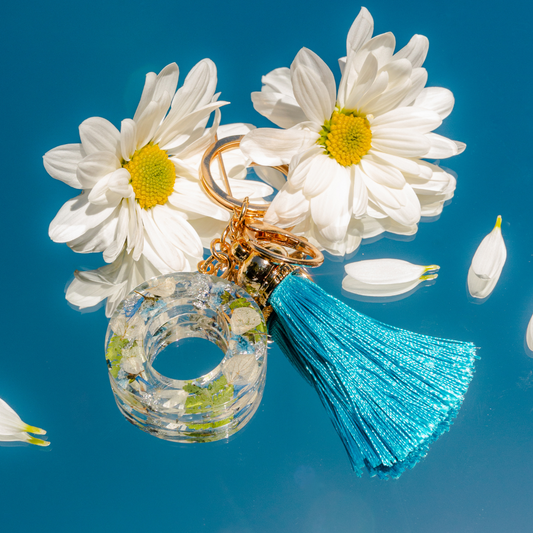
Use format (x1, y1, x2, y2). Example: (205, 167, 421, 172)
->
(1, 1, 532, 531)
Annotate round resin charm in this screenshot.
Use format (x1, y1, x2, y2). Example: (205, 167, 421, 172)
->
(105, 272, 267, 443)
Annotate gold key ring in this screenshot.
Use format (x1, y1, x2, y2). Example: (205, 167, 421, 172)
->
(200, 135, 323, 269)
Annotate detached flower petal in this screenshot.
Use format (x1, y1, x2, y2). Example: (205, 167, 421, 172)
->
(342, 258, 439, 297)
(0, 398, 49, 446)
(527, 313, 533, 352)
(468, 216, 506, 299)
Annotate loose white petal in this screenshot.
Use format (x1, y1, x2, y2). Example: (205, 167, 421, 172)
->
(470, 216, 507, 280)
(0, 398, 49, 446)
(467, 267, 500, 300)
(43, 144, 86, 188)
(343, 259, 438, 297)
(527, 314, 533, 352)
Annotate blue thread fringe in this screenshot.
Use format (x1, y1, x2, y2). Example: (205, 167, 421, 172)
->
(269, 274, 478, 479)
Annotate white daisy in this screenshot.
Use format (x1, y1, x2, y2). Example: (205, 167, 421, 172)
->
(45, 60, 230, 271)
(241, 7, 464, 255)
(65, 122, 274, 317)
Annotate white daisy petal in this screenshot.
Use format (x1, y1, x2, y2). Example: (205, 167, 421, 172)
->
(371, 129, 430, 157)
(397, 67, 428, 107)
(343, 258, 438, 297)
(252, 90, 308, 129)
(467, 267, 500, 300)
(353, 32, 396, 71)
(414, 87, 455, 119)
(366, 149, 421, 177)
(370, 107, 441, 133)
(470, 216, 507, 280)
(135, 95, 171, 149)
(287, 145, 324, 189)
(108, 168, 134, 198)
(346, 6, 374, 54)
(352, 165, 368, 217)
(68, 213, 119, 254)
(240, 126, 318, 166)
(360, 158, 405, 188)
(527, 314, 533, 352)
(262, 67, 294, 95)
(43, 144, 85, 188)
(291, 48, 336, 124)
(170, 59, 218, 118)
(151, 206, 204, 260)
(362, 77, 412, 116)
(79, 117, 121, 158)
(120, 119, 137, 161)
(156, 101, 227, 149)
(76, 151, 121, 189)
(0, 398, 48, 446)
(87, 171, 124, 206)
(393, 34, 429, 68)
(424, 133, 466, 159)
(133, 63, 179, 123)
(342, 52, 378, 110)
(303, 152, 340, 197)
(310, 166, 352, 241)
(264, 184, 310, 227)
(49, 194, 119, 243)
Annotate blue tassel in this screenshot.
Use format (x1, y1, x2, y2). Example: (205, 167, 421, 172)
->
(269, 273, 477, 478)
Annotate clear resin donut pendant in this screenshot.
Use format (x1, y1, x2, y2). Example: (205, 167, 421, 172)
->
(105, 272, 268, 443)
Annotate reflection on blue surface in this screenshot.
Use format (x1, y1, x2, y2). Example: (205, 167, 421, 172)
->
(1, 0, 533, 531)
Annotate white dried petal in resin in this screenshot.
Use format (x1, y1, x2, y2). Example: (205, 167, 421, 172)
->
(223, 354, 260, 386)
(343, 259, 439, 297)
(230, 307, 262, 335)
(147, 278, 176, 298)
(121, 346, 145, 374)
(110, 314, 146, 340)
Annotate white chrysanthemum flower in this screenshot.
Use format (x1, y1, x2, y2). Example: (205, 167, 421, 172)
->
(44, 60, 261, 272)
(0, 397, 49, 446)
(241, 7, 463, 255)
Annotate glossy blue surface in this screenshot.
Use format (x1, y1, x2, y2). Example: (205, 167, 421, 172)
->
(1, 1, 533, 531)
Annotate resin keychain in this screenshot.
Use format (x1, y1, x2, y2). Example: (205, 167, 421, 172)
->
(198, 135, 478, 478)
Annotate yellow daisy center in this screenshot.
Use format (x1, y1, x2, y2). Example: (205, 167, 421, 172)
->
(123, 143, 175, 209)
(317, 109, 372, 166)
